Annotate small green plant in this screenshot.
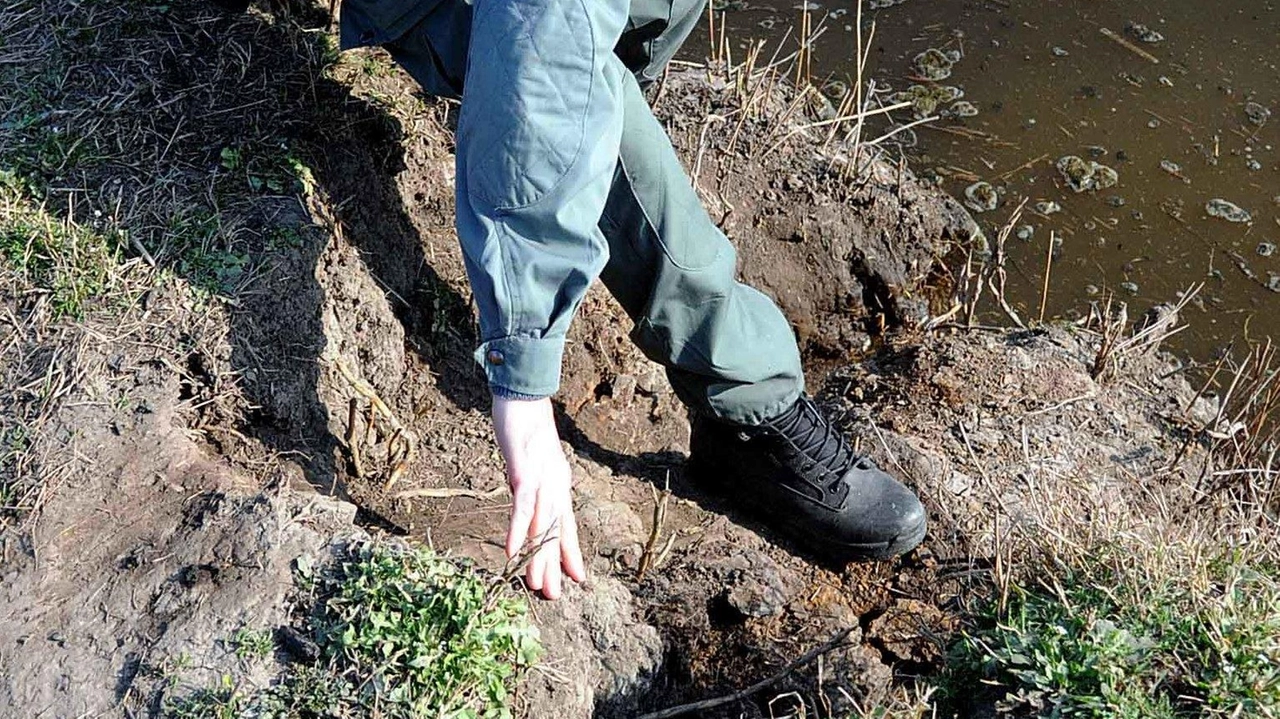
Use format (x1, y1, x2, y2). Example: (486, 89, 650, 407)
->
(164, 674, 248, 719)
(228, 627, 274, 661)
(944, 542, 1280, 718)
(164, 210, 253, 295)
(217, 144, 316, 197)
(162, 542, 540, 719)
(314, 541, 541, 718)
(0, 424, 31, 515)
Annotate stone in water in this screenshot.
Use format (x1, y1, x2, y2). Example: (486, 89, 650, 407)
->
(1206, 199, 1251, 223)
(964, 181, 1000, 213)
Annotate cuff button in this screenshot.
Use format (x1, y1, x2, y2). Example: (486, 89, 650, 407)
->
(485, 349, 505, 366)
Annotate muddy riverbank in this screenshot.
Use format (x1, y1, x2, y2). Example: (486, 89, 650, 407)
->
(0, 0, 1264, 716)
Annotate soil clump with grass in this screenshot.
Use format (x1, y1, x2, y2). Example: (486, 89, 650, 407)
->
(2, 1, 1277, 717)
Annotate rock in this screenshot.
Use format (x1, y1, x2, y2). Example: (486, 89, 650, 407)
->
(964, 181, 999, 213)
(1246, 102, 1272, 126)
(1125, 21, 1165, 43)
(612, 374, 637, 405)
(276, 626, 320, 663)
(867, 599, 953, 664)
(634, 363, 667, 395)
(1057, 155, 1118, 193)
(578, 500, 646, 557)
(1206, 198, 1252, 223)
(725, 572, 788, 619)
(1258, 242, 1276, 258)
(1035, 200, 1062, 215)
(524, 577, 664, 717)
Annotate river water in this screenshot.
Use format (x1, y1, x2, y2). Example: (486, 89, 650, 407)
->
(691, 0, 1280, 359)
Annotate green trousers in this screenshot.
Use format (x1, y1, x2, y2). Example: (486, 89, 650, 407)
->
(340, 0, 804, 425)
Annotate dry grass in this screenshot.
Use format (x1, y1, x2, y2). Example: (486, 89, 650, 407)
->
(0, 0, 342, 538)
(694, 0, 933, 181)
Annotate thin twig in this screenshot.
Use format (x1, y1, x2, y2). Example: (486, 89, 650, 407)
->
(1099, 27, 1160, 64)
(393, 486, 506, 501)
(1038, 230, 1055, 324)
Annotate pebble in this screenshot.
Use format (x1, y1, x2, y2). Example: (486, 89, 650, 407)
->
(1126, 21, 1165, 43)
(1085, 284, 1100, 296)
(1035, 200, 1063, 215)
(1246, 102, 1272, 126)
(1205, 198, 1252, 223)
(1148, 118, 1160, 129)
(964, 181, 1000, 213)
(277, 626, 320, 662)
(1247, 159, 1263, 171)
(1051, 46, 1070, 57)
(1107, 195, 1126, 207)
(1120, 281, 1140, 295)
(1259, 242, 1277, 258)
(1015, 225, 1034, 241)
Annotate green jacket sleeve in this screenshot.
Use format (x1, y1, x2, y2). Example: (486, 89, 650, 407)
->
(455, 0, 631, 398)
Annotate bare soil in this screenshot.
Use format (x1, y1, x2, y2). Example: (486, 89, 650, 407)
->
(0, 1, 1220, 717)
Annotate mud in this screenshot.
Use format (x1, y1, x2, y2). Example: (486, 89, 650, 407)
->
(0, 0, 1225, 717)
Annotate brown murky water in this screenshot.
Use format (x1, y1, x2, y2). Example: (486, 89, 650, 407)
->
(690, 0, 1280, 359)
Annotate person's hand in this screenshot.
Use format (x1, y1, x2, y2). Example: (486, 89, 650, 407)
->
(491, 396, 586, 599)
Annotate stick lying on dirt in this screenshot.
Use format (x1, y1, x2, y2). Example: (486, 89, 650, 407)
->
(392, 486, 506, 501)
(634, 627, 856, 719)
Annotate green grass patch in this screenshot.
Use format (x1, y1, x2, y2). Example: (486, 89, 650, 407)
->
(164, 541, 541, 719)
(228, 627, 275, 662)
(943, 541, 1280, 718)
(0, 177, 122, 318)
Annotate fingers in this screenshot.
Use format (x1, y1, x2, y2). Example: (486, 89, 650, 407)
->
(522, 488, 561, 599)
(505, 477, 537, 559)
(561, 511, 586, 583)
(543, 553, 563, 599)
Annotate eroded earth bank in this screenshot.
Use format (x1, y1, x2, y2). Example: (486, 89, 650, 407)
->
(0, 2, 1252, 717)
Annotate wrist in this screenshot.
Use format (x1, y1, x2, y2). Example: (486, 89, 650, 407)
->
(491, 385, 550, 402)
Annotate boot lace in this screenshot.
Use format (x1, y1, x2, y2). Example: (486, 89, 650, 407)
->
(765, 397, 864, 493)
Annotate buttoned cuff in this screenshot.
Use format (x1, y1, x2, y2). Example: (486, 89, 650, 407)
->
(474, 336, 565, 398)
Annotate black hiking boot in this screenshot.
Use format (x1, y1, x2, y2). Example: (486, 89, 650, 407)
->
(687, 395, 926, 562)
